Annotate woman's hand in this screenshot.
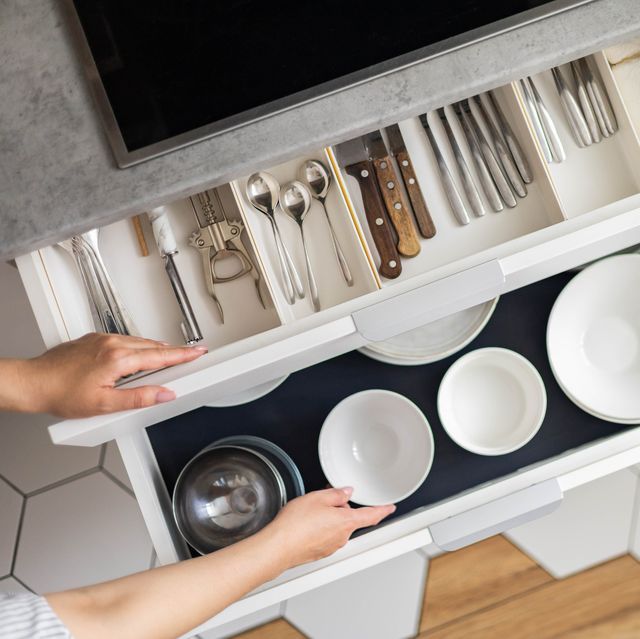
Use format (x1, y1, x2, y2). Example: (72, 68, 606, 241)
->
(260, 487, 396, 570)
(15, 333, 207, 418)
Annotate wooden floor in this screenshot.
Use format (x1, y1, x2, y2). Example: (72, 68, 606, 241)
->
(233, 536, 640, 638)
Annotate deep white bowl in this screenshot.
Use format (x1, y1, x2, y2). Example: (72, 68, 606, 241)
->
(438, 348, 546, 455)
(318, 390, 434, 506)
(547, 254, 640, 424)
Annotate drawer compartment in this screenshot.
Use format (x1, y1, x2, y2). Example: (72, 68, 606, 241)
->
(148, 270, 636, 550)
(515, 52, 640, 218)
(133, 268, 640, 632)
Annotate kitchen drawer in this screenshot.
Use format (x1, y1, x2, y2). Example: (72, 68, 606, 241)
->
(14, 47, 640, 449)
(122, 271, 640, 635)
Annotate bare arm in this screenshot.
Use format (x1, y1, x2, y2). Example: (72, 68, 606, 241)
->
(0, 333, 207, 417)
(47, 488, 395, 639)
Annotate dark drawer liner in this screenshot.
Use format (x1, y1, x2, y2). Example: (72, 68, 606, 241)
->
(148, 270, 631, 554)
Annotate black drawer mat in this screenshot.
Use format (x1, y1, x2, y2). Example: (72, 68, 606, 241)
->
(148, 270, 631, 553)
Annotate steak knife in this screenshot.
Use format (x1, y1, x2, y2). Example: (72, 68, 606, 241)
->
(363, 131, 421, 257)
(334, 138, 402, 279)
(385, 124, 436, 239)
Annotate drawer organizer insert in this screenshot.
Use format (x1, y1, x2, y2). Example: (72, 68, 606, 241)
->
(33, 50, 640, 354)
(148, 269, 632, 558)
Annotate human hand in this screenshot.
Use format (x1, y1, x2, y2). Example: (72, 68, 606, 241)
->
(261, 487, 396, 570)
(21, 333, 207, 418)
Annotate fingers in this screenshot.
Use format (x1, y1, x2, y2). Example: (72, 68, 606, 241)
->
(349, 504, 396, 529)
(119, 345, 207, 375)
(97, 386, 176, 413)
(317, 487, 354, 507)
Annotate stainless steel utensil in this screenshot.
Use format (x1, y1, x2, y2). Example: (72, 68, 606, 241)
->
(299, 159, 354, 286)
(521, 77, 566, 163)
(459, 101, 516, 209)
(148, 208, 203, 343)
(471, 96, 528, 198)
(419, 113, 470, 226)
(246, 172, 305, 303)
(280, 181, 321, 312)
(483, 92, 533, 184)
(571, 60, 601, 143)
(451, 104, 503, 212)
(551, 67, 592, 147)
(580, 57, 618, 137)
(440, 109, 485, 218)
(79, 229, 138, 335)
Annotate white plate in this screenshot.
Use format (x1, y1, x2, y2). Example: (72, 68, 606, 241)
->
(358, 297, 499, 365)
(438, 348, 547, 455)
(206, 376, 288, 408)
(318, 390, 434, 506)
(547, 254, 640, 423)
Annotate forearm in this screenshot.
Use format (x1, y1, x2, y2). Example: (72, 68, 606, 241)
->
(47, 527, 289, 639)
(0, 358, 38, 413)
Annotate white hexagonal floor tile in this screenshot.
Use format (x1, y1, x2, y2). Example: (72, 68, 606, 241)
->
(505, 469, 638, 579)
(285, 550, 428, 639)
(14, 471, 152, 593)
(195, 604, 281, 639)
(0, 577, 31, 594)
(0, 477, 23, 577)
(0, 412, 100, 494)
(103, 441, 132, 491)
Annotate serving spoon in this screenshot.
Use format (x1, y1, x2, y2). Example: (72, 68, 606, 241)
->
(299, 160, 353, 286)
(246, 172, 304, 304)
(280, 181, 320, 312)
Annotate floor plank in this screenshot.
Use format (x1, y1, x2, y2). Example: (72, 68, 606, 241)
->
(422, 555, 640, 639)
(233, 618, 307, 639)
(420, 535, 553, 632)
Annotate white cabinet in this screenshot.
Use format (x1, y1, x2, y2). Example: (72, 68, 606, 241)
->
(14, 48, 640, 634)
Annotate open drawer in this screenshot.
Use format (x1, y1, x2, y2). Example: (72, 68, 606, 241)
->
(13, 47, 640, 449)
(117, 271, 640, 635)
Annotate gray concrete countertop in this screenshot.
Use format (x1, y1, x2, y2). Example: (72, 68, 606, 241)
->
(2, 0, 640, 261)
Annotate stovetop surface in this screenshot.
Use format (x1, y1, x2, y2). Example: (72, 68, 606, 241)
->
(70, 0, 585, 165)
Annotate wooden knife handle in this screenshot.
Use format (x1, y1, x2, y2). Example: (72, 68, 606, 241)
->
(372, 156, 421, 257)
(344, 160, 402, 280)
(396, 150, 436, 239)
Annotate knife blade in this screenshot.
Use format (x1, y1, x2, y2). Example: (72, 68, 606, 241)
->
(334, 138, 401, 279)
(363, 131, 421, 257)
(385, 124, 436, 239)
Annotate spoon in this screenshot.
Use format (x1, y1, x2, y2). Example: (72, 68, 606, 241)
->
(298, 160, 353, 287)
(280, 181, 321, 312)
(246, 171, 305, 304)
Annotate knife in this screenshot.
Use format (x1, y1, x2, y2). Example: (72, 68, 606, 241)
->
(385, 124, 436, 239)
(363, 131, 421, 257)
(334, 138, 402, 279)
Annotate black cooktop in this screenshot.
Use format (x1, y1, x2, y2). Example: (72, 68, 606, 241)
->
(70, 0, 592, 166)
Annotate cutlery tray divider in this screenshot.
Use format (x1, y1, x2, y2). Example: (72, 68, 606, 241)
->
(332, 86, 566, 289)
(230, 148, 380, 324)
(512, 50, 640, 219)
(147, 269, 633, 559)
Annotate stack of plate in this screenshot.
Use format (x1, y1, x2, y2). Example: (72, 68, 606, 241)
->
(359, 298, 499, 365)
(547, 254, 640, 424)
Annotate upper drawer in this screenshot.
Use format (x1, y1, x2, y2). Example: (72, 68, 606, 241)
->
(15, 50, 640, 446)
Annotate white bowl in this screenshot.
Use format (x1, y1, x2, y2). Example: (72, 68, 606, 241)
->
(318, 390, 434, 506)
(438, 348, 547, 455)
(547, 254, 640, 423)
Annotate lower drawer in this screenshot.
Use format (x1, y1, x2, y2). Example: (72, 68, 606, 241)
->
(117, 268, 640, 634)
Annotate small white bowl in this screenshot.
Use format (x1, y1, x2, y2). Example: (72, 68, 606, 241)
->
(438, 348, 546, 455)
(318, 390, 434, 506)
